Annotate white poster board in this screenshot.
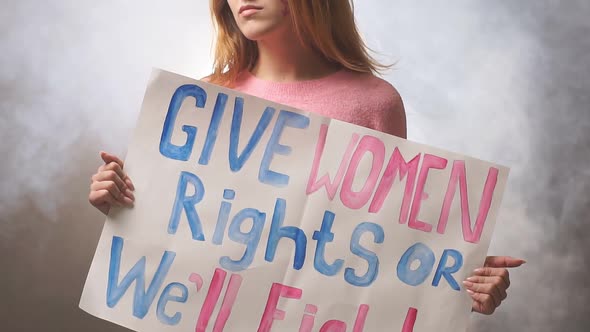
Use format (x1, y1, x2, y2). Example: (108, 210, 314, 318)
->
(80, 69, 509, 331)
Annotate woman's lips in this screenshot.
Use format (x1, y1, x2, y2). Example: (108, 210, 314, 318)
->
(239, 5, 262, 17)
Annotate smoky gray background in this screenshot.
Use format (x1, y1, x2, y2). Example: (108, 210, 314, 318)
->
(1, 0, 588, 331)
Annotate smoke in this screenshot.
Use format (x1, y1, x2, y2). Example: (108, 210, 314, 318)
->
(356, 1, 590, 331)
(0, 0, 213, 225)
(1, 0, 588, 331)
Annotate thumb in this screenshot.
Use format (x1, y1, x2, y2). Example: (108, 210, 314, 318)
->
(100, 151, 125, 168)
(484, 256, 526, 268)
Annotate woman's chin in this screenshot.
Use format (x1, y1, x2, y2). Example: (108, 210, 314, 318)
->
(238, 23, 287, 42)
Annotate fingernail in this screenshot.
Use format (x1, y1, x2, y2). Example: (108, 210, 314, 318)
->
(474, 268, 484, 274)
(462, 280, 474, 288)
(466, 277, 476, 282)
(466, 289, 475, 295)
(125, 189, 135, 201)
(123, 197, 134, 206)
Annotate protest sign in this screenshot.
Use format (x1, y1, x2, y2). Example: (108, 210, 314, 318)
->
(80, 68, 509, 331)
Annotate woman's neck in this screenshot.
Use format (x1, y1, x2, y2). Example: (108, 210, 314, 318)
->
(251, 26, 340, 82)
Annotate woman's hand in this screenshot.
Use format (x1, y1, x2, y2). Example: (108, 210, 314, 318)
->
(463, 256, 525, 315)
(88, 151, 135, 215)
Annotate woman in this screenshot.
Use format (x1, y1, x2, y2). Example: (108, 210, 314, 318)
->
(89, 0, 524, 317)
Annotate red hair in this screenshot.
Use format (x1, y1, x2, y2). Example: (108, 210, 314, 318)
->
(208, 0, 388, 87)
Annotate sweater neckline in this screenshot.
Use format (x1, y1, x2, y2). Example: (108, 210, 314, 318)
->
(239, 68, 349, 95)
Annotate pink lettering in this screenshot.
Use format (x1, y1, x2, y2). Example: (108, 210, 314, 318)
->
(298, 304, 318, 332)
(437, 161, 499, 243)
(188, 273, 204, 292)
(306, 124, 359, 200)
(196, 268, 226, 332)
(320, 320, 347, 332)
(212, 273, 243, 332)
(402, 307, 417, 332)
(408, 154, 448, 232)
(368, 148, 420, 223)
(340, 136, 385, 209)
(352, 304, 369, 332)
(258, 283, 303, 332)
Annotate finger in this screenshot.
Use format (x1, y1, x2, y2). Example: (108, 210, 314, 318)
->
(92, 170, 127, 192)
(98, 163, 135, 191)
(123, 188, 135, 202)
(91, 181, 122, 200)
(469, 284, 502, 308)
(463, 278, 506, 303)
(103, 162, 127, 184)
(484, 256, 526, 268)
(99, 152, 135, 191)
(467, 290, 494, 315)
(124, 177, 135, 191)
(466, 275, 509, 293)
(92, 181, 134, 205)
(90, 185, 134, 207)
(120, 194, 134, 206)
(463, 281, 500, 308)
(474, 267, 510, 288)
(100, 151, 125, 169)
(89, 189, 121, 208)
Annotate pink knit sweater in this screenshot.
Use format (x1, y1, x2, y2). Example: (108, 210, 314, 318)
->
(232, 69, 405, 137)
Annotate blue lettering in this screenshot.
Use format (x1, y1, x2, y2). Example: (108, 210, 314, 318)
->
(220, 208, 266, 271)
(229, 97, 276, 172)
(432, 249, 463, 290)
(198, 93, 228, 165)
(212, 189, 235, 245)
(159, 84, 207, 161)
(264, 198, 307, 269)
(259, 110, 310, 187)
(156, 282, 188, 325)
(107, 236, 175, 319)
(168, 171, 206, 241)
(313, 211, 344, 276)
(397, 242, 435, 286)
(344, 222, 384, 287)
